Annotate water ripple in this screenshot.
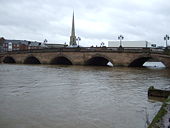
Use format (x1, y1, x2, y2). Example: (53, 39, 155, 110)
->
(0, 64, 169, 128)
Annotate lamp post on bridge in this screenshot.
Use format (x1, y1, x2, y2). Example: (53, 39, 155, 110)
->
(76, 37, 81, 47)
(118, 35, 124, 47)
(101, 42, 104, 47)
(164, 34, 169, 48)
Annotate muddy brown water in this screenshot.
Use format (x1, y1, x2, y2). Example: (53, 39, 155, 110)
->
(0, 64, 170, 128)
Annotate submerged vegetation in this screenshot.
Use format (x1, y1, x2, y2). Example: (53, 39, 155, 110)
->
(148, 101, 168, 128)
(148, 86, 170, 128)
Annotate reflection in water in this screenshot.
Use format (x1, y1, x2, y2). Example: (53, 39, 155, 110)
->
(0, 64, 170, 128)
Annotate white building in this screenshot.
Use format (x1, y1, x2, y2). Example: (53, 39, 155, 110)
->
(108, 41, 152, 47)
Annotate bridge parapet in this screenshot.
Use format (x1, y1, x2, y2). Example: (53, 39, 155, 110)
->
(0, 47, 165, 54)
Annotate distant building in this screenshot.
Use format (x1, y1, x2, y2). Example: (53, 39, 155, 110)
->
(0, 37, 69, 52)
(108, 41, 152, 47)
(28, 41, 42, 50)
(2, 39, 43, 52)
(0, 37, 5, 52)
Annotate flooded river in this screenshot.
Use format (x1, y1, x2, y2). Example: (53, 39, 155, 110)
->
(0, 64, 170, 128)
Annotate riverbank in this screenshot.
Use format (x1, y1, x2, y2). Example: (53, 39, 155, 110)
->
(148, 87, 170, 128)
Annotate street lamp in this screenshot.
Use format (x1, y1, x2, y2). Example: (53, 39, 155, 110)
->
(164, 34, 169, 47)
(118, 35, 124, 47)
(76, 37, 81, 46)
(43, 39, 48, 44)
(101, 42, 104, 47)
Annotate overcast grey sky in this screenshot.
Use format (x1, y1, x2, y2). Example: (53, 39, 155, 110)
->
(0, 0, 170, 46)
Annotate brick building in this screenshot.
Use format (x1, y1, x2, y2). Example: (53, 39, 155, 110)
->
(1, 38, 43, 52)
(0, 37, 67, 52)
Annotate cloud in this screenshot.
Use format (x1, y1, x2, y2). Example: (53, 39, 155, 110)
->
(0, 0, 170, 46)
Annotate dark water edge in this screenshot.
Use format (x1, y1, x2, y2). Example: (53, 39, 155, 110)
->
(0, 64, 170, 128)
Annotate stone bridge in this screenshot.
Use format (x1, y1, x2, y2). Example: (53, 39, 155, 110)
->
(1, 47, 170, 67)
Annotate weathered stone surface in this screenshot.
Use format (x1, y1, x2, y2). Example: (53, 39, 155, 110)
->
(1, 49, 170, 67)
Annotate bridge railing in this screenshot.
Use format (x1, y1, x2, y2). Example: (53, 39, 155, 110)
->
(1, 47, 165, 54)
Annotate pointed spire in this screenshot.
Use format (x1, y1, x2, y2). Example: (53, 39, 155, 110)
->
(71, 11, 75, 36)
(70, 11, 77, 46)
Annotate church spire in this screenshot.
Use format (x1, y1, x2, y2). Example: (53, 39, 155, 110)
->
(71, 11, 75, 36)
(70, 11, 77, 45)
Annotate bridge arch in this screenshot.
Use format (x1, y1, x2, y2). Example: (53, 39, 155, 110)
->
(128, 56, 166, 67)
(85, 55, 113, 66)
(50, 56, 72, 65)
(3, 56, 16, 64)
(24, 56, 41, 64)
